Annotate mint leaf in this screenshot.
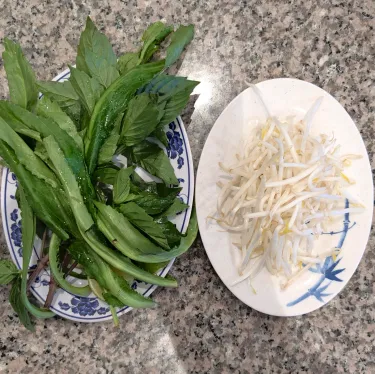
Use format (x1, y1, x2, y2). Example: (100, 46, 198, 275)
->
(139, 22, 173, 64)
(151, 127, 169, 147)
(113, 167, 135, 205)
(117, 52, 139, 75)
(76, 17, 119, 88)
(94, 165, 120, 185)
(165, 24, 194, 67)
(0, 260, 19, 285)
(69, 66, 104, 115)
(9, 277, 35, 332)
(2, 38, 38, 111)
(121, 94, 162, 147)
(37, 80, 80, 101)
(153, 219, 182, 248)
(119, 202, 169, 249)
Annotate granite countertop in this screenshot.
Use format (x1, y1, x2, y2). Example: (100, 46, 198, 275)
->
(0, 1, 374, 373)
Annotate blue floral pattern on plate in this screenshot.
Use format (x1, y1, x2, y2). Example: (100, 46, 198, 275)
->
(58, 298, 109, 316)
(167, 122, 184, 169)
(287, 200, 354, 307)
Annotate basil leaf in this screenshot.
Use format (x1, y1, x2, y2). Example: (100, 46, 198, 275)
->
(132, 191, 176, 215)
(117, 52, 139, 75)
(153, 219, 182, 248)
(165, 24, 194, 67)
(3, 38, 38, 111)
(9, 277, 35, 332)
(37, 96, 83, 149)
(158, 80, 198, 126)
(0, 260, 19, 285)
(121, 94, 162, 147)
(98, 133, 120, 165)
(140, 150, 178, 185)
(119, 202, 169, 249)
(113, 167, 135, 205)
(0, 116, 58, 187)
(76, 17, 119, 88)
(94, 165, 120, 185)
(139, 22, 173, 64)
(84, 60, 165, 175)
(158, 198, 188, 218)
(151, 127, 168, 147)
(69, 66, 104, 115)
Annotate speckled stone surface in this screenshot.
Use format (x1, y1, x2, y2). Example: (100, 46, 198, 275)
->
(0, 1, 374, 373)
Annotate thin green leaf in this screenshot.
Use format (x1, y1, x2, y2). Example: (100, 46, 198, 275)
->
(119, 202, 169, 249)
(76, 17, 119, 88)
(165, 24, 194, 67)
(0, 260, 19, 285)
(37, 96, 83, 149)
(9, 277, 35, 331)
(113, 167, 135, 205)
(44, 136, 94, 232)
(0, 117, 58, 187)
(69, 66, 104, 115)
(3, 38, 38, 111)
(153, 219, 182, 248)
(121, 93, 162, 146)
(0, 101, 41, 141)
(139, 22, 173, 64)
(0, 140, 73, 239)
(117, 52, 139, 75)
(37, 80, 80, 101)
(19, 185, 55, 319)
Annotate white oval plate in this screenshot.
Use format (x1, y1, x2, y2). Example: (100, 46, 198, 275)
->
(196, 78, 373, 316)
(1, 68, 195, 322)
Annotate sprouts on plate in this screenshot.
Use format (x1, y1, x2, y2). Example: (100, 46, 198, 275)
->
(212, 86, 365, 290)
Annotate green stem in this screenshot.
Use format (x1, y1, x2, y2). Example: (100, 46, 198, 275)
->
(49, 234, 91, 296)
(110, 306, 119, 327)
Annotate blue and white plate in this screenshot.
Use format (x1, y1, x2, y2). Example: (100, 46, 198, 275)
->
(196, 78, 373, 316)
(1, 69, 195, 322)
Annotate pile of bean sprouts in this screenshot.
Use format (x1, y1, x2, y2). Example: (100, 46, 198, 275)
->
(212, 86, 364, 290)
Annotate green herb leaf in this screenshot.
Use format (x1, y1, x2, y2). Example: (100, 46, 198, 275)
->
(69, 66, 104, 115)
(0, 101, 41, 141)
(154, 219, 182, 248)
(3, 38, 38, 111)
(121, 94, 162, 147)
(98, 133, 120, 165)
(158, 198, 188, 218)
(165, 24, 194, 67)
(44, 135, 94, 232)
(9, 277, 35, 331)
(76, 17, 119, 88)
(0, 260, 19, 285)
(37, 96, 83, 149)
(139, 75, 199, 126)
(0, 140, 74, 239)
(119, 202, 169, 249)
(139, 22, 173, 64)
(113, 167, 134, 205)
(131, 191, 177, 215)
(0, 117, 58, 187)
(94, 165, 120, 185)
(84, 60, 165, 175)
(117, 52, 139, 75)
(151, 127, 169, 147)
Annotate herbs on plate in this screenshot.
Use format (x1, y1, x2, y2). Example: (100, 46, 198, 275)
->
(0, 17, 199, 329)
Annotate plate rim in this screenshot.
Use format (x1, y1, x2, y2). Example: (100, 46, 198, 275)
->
(1, 68, 195, 322)
(196, 77, 374, 317)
